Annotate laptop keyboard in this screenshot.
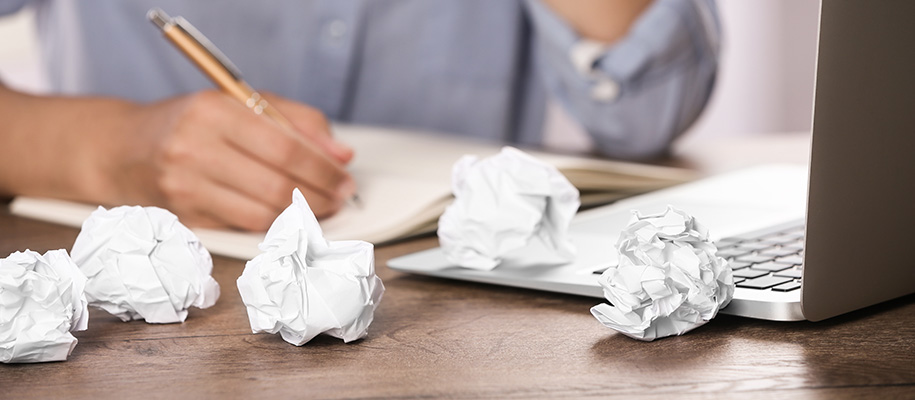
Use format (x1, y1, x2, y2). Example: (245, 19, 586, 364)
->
(592, 221, 805, 292)
(716, 222, 805, 292)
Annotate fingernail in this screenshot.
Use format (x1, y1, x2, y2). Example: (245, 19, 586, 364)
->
(331, 140, 354, 162)
(331, 138, 352, 152)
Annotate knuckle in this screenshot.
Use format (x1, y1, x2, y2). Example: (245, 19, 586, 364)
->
(156, 172, 191, 204)
(155, 134, 202, 171)
(237, 209, 275, 232)
(308, 109, 329, 128)
(288, 106, 327, 135)
(160, 136, 193, 163)
(180, 90, 225, 124)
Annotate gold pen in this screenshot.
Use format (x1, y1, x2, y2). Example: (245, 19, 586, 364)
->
(147, 8, 294, 129)
(147, 8, 361, 207)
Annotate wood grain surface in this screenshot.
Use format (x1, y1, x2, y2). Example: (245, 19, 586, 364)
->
(1, 206, 914, 399)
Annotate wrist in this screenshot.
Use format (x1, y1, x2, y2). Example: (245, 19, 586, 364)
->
(0, 87, 145, 206)
(75, 98, 160, 207)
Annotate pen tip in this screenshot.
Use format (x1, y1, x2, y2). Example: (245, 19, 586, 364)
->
(347, 194, 364, 209)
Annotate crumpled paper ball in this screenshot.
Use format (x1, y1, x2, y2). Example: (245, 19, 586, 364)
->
(0, 249, 89, 363)
(70, 206, 220, 323)
(437, 147, 580, 270)
(237, 188, 385, 346)
(591, 206, 734, 341)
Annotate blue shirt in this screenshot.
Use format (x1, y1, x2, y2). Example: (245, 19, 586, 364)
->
(2, 0, 719, 160)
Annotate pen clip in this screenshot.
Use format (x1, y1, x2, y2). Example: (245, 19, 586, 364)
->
(147, 8, 244, 81)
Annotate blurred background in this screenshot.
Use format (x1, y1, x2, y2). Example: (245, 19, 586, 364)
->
(0, 1, 820, 139)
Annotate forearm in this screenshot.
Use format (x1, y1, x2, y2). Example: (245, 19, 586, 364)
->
(541, 0, 653, 43)
(0, 84, 143, 204)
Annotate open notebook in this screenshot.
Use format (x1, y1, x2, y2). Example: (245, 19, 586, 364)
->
(10, 125, 695, 259)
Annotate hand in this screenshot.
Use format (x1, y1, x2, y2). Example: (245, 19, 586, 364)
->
(100, 90, 356, 231)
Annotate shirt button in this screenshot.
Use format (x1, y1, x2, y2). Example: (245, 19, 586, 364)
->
(323, 19, 348, 42)
(591, 78, 620, 102)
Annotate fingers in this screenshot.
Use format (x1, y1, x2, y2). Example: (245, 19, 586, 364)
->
(144, 90, 355, 230)
(159, 144, 345, 230)
(262, 93, 354, 164)
(158, 168, 277, 231)
(217, 97, 356, 201)
(196, 138, 344, 216)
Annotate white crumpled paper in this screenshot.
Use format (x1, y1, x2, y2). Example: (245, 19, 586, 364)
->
(437, 147, 580, 270)
(0, 249, 89, 363)
(591, 206, 734, 341)
(70, 206, 220, 323)
(237, 188, 384, 346)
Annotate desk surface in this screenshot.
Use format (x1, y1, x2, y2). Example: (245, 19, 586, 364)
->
(3, 133, 915, 399)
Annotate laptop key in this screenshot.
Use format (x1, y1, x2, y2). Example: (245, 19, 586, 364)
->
(772, 281, 802, 292)
(752, 261, 794, 272)
(737, 275, 794, 290)
(760, 247, 798, 257)
(761, 236, 798, 245)
(737, 242, 774, 251)
(774, 269, 803, 279)
(777, 255, 804, 265)
(718, 248, 751, 258)
(716, 243, 738, 251)
(733, 269, 769, 279)
(736, 254, 774, 264)
(727, 261, 752, 270)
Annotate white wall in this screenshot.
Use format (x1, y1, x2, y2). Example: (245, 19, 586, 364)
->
(688, 0, 821, 137)
(0, 1, 822, 136)
(0, 7, 45, 93)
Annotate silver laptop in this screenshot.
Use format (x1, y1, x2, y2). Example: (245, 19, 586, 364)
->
(388, 0, 915, 322)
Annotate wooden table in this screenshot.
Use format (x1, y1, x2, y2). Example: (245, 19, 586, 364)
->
(3, 133, 915, 399)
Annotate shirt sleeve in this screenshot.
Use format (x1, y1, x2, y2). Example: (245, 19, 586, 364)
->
(525, 0, 720, 160)
(0, 0, 29, 16)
